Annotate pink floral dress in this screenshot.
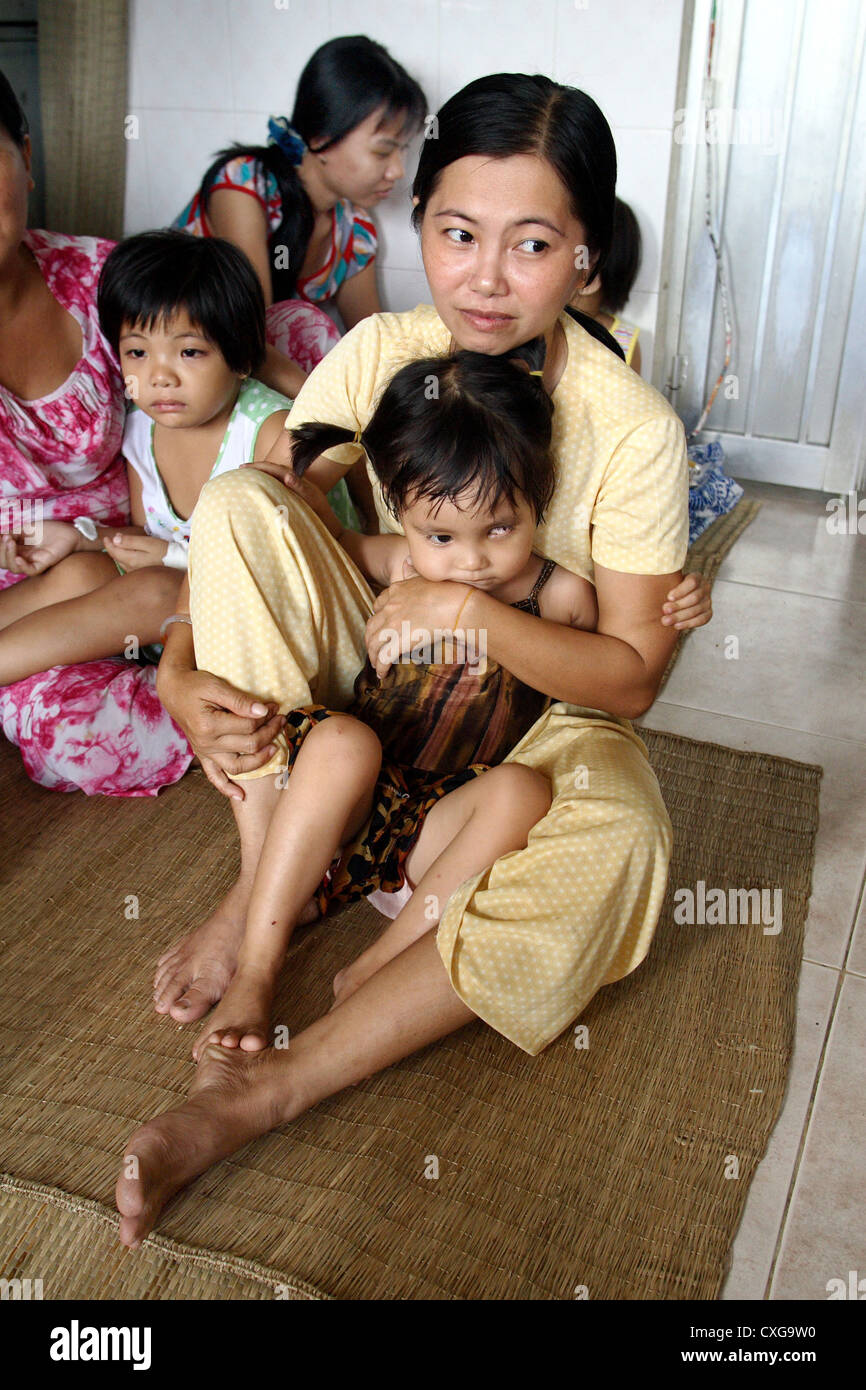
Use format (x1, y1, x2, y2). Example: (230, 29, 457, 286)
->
(0, 230, 193, 796)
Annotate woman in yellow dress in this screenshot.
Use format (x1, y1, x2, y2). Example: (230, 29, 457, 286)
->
(116, 73, 711, 1248)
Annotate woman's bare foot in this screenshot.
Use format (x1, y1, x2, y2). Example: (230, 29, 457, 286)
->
(152, 877, 252, 1023)
(191, 966, 276, 1061)
(153, 884, 320, 1026)
(115, 1044, 290, 1249)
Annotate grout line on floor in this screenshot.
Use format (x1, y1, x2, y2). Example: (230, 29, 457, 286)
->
(765, 967, 846, 1300)
(646, 699, 866, 751)
(841, 863, 866, 976)
(712, 574, 866, 607)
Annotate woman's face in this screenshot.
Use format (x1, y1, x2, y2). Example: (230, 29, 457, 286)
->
(419, 153, 589, 355)
(0, 127, 32, 268)
(315, 105, 412, 209)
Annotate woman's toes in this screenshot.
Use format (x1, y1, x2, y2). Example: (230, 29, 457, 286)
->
(239, 1029, 269, 1052)
(168, 978, 222, 1024)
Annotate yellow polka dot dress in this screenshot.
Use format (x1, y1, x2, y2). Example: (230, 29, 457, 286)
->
(188, 307, 688, 1056)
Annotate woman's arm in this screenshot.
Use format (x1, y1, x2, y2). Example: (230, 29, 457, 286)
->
(334, 261, 381, 331)
(206, 189, 307, 399)
(156, 573, 285, 800)
(366, 564, 681, 720)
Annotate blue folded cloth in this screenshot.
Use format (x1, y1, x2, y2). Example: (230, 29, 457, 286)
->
(688, 440, 743, 545)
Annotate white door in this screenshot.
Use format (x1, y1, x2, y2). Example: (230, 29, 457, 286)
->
(657, 0, 866, 493)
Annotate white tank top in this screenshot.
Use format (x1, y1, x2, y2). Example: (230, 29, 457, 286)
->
(122, 377, 291, 543)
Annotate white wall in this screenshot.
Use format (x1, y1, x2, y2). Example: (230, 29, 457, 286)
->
(124, 0, 685, 379)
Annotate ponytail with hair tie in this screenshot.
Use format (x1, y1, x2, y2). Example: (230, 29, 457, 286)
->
(267, 116, 307, 168)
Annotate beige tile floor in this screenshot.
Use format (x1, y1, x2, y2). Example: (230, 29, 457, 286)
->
(635, 478, 866, 1301)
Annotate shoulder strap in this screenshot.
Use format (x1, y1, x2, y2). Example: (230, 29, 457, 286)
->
(511, 557, 557, 616)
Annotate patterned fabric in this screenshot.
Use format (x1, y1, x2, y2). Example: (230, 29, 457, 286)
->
(607, 314, 640, 367)
(280, 705, 485, 914)
(0, 229, 128, 531)
(173, 154, 377, 303)
(687, 439, 744, 543)
(350, 558, 558, 774)
(0, 658, 191, 796)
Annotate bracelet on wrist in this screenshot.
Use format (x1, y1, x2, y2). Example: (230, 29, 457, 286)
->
(159, 612, 193, 639)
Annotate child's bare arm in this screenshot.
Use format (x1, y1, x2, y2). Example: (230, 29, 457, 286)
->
(538, 566, 599, 631)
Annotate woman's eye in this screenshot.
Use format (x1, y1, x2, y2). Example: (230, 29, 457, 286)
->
(445, 228, 474, 245)
(518, 238, 548, 254)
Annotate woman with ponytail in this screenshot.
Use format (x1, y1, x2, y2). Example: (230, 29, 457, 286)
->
(174, 36, 426, 403)
(118, 73, 712, 1249)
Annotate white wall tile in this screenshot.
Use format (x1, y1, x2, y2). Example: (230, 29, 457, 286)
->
(330, 0, 440, 113)
(122, 117, 154, 235)
(379, 265, 433, 313)
(131, 110, 238, 230)
(611, 126, 674, 296)
(553, 0, 684, 130)
(438, 0, 556, 102)
(224, 1, 335, 118)
(128, 0, 233, 111)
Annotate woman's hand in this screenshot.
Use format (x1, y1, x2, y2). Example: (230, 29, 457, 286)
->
(157, 659, 287, 801)
(102, 530, 169, 571)
(365, 576, 472, 678)
(280, 470, 342, 536)
(0, 519, 79, 576)
(661, 572, 713, 629)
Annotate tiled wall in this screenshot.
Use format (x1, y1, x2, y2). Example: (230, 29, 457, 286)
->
(124, 0, 685, 381)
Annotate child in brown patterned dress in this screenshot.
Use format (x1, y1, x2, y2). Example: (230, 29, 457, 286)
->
(192, 341, 697, 1057)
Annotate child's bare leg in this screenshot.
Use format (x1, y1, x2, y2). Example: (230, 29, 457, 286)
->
(0, 565, 183, 683)
(332, 763, 551, 1005)
(194, 713, 381, 1059)
(153, 772, 284, 1022)
(0, 551, 118, 629)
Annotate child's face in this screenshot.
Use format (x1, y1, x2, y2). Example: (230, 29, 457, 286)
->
(119, 310, 240, 429)
(400, 488, 538, 591)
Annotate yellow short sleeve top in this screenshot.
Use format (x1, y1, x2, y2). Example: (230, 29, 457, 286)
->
(285, 304, 688, 579)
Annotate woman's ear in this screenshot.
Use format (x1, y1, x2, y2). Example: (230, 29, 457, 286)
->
(574, 271, 602, 299)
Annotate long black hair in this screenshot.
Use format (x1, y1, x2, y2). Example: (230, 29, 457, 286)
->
(195, 36, 426, 301)
(291, 337, 556, 522)
(0, 68, 28, 146)
(412, 73, 616, 285)
(98, 230, 266, 376)
(601, 197, 642, 314)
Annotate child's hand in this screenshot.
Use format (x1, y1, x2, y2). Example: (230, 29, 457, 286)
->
(0, 519, 79, 576)
(661, 572, 712, 629)
(102, 530, 169, 570)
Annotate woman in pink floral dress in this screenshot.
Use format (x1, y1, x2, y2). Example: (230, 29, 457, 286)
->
(0, 70, 191, 795)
